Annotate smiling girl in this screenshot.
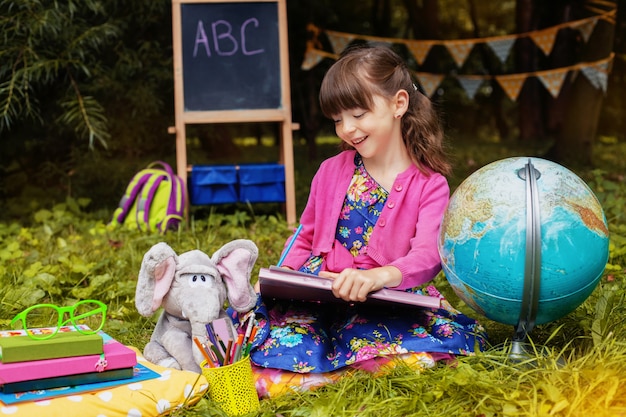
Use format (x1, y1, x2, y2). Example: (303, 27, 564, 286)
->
(250, 44, 485, 378)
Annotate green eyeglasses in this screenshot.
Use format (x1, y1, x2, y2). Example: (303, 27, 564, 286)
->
(10, 300, 107, 340)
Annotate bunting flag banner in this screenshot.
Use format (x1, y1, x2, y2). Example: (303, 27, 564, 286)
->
(529, 27, 559, 56)
(301, 5, 616, 103)
(306, 49, 613, 102)
(457, 77, 485, 99)
(413, 73, 445, 98)
(495, 74, 527, 101)
(537, 68, 570, 97)
(573, 17, 599, 43)
(445, 41, 476, 68)
(301, 49, 324, 71)
(300, 48, 338, 70)
(325, 30, 355, 54)
(486, 37, 517, 64)
(406, 40, 435, 65)
(304, 6, 614, 71)
(581, 60, 610, 92)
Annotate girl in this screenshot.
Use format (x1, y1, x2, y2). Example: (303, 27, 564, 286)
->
(248, 44, 485, 381)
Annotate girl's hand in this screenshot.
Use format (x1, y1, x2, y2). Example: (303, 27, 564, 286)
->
(319, 266, 402, 302)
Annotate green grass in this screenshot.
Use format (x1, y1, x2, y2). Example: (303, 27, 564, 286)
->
(1, 137, 626, 416)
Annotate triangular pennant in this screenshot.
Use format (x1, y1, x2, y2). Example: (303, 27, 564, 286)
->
(445, 41, 475, 68)
(405, 40, 435, 65)
(414, 73, 444, 98)
(529, 28, 558, 56)
(486, 38, 516, 64)
(457, 77, 484, 100)
(537, 69, 569, 98)
(377, 41, 394, 48)
(326, 31, 354, 55)
(301, 49, 324, 71)
(581, 61, 609, 93)
(495, 74, 527, 101)
(573, 18, 598, 43)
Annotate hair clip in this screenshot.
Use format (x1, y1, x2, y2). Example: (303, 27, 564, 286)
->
(413, 82, 427, 96)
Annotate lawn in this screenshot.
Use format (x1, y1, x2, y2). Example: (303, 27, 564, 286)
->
(0, 138, 625, 416)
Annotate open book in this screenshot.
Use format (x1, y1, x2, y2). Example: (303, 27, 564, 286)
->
(258, 266, 441, 309)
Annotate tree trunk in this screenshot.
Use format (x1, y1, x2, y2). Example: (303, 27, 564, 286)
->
(552, 76, 604, 165)
(550, 3, 616, 166)
(299, 68, 322, 160)
(467, 0, 510, 141)
(402, 0, 441, 39)
(372, 0, 392, 37)
(599, 0, 626, 142)
(515, 0, 546, 142)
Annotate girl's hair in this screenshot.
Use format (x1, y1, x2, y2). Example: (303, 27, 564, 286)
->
(319, 44, 451, 176)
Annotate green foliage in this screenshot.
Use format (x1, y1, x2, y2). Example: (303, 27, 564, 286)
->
(0, 199, 291, 317)
(0, 0, 174, 215)
(0, 0, 119, 147)
(0, 151, 626, 415)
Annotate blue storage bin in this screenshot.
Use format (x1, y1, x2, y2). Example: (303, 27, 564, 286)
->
(190, 165, 238, 205)
(238, 163, 286, 203)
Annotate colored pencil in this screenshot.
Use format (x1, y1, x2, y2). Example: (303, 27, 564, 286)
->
(242, 314, 255, 347)
(244, 326, 258, 357)
(224, 340, 233, 365)
(277, 224, 303, 266)
(193, 337, 214, 367)
(233, 333, 244, 363)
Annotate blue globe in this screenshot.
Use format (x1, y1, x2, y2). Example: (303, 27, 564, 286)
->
(438, 157, 609, 327)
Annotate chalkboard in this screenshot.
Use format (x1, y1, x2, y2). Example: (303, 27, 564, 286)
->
(171, 0, 297, 226)
(180, 2, 281, 111)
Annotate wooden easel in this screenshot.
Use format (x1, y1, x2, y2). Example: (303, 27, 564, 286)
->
(170, 0, 296, 225)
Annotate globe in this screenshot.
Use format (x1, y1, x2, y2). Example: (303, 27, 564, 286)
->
(438, 157, 609, 331)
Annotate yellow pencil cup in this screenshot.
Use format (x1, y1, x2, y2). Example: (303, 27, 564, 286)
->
(201, 356, 259, 416)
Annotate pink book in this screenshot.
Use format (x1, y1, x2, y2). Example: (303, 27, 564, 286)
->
(259, 266, 442, 309)
(0, 330, 137, 384)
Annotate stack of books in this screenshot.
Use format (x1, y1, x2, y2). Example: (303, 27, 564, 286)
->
(0, 326, 157, 405)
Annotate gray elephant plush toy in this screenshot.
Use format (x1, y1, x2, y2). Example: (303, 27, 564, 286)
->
(135, 239, 258, 373)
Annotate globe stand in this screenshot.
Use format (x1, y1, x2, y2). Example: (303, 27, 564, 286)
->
(509, 160, 545, 363)
(439, 157, 609, 368)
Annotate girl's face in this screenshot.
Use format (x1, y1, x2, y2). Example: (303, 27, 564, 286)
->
(331, 93, 404, 159)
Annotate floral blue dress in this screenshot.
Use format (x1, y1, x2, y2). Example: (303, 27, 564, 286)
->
(241, 155, 486, 374)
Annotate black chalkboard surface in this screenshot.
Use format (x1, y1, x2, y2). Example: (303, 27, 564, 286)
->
(181, 2, 281, 112)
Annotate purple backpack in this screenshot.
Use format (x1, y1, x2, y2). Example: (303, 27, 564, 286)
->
(111, 161, 186, 233)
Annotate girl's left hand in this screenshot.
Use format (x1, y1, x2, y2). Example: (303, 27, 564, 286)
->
(319, 266, 401, 302)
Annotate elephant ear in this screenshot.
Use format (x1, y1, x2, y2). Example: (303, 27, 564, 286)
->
(213, 239, 259, 312)
(136, 242, 178, 316)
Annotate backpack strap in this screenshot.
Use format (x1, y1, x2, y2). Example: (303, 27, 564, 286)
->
(111, 170, 155, 225)
(136, 173, 167, 232)
(164, 168, 186, 231)
(140, 161, 186, 233)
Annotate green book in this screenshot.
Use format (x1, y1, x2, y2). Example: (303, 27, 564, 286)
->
(0, 332, 103, 363)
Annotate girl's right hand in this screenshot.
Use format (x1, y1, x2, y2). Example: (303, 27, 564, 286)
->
(319, 266, 401, 302)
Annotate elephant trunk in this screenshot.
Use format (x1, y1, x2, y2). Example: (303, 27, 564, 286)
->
(190, 321, 212, 368)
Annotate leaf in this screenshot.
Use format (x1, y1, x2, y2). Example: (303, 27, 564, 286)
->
(33, 209, 53, 223)
(539, 382, 564, 403)
(501, 403, 520, 415)
(603, 376, 619, 408)
(592, 288, 615, 346)
(549, 399, 570, 415)
(5, 287, 46, 308)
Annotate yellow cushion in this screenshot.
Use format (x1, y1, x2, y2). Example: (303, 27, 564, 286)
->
(0, 348, 208, 417)
(252, 351, 437, 398)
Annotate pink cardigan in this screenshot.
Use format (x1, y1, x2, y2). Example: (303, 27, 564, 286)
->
(281, 150, 450, 289)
